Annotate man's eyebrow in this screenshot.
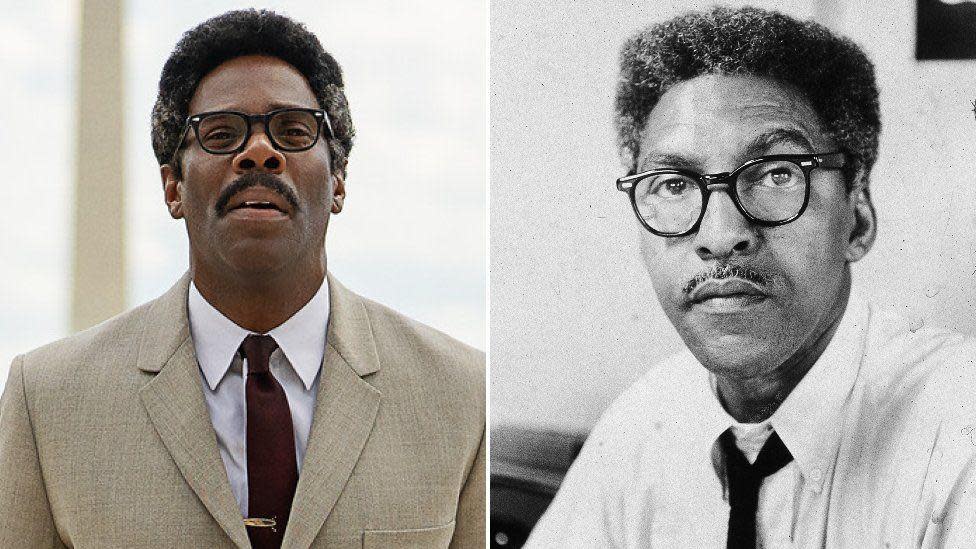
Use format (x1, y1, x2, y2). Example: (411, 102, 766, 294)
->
(266, 102, 315, 111)
(636, 128, 817, 173)
(744, 128, 816, 156)
(195, 102, 315, 113)
(638, 153, 699, 172)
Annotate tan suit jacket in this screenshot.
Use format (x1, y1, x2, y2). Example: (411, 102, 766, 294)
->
(0, 273, 485, 548)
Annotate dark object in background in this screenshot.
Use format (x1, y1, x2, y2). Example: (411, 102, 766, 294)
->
(490, 427, 588, 548)
(917, 0, 976, 59)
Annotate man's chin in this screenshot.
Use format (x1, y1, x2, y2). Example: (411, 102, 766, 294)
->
(678, 327, 793, 379)
(216, 240, 297, 276)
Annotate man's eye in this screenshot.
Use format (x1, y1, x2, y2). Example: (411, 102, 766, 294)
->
(648, 177, 693, 198)
(282, 126, 312, 137)
(762, 168, 796, 188)
(203, 129, 238, 143)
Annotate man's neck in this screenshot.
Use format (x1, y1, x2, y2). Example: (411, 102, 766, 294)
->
(716, 280, 851, 423)
(191, 264, 326, 334)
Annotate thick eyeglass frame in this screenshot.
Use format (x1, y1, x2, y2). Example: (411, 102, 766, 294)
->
(615, 152, 847, 237)
(167, 107, 334, 166)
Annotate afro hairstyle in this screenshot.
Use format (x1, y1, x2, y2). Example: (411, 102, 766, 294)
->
(616, 6, 880, 188)
(150, 9, 355, 178)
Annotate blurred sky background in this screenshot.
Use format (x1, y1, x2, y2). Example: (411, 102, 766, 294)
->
(0, 0, 486, 389)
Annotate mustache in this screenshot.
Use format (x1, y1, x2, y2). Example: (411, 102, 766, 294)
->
(682, 263, 772, 295)
(214, 173, 300, 216)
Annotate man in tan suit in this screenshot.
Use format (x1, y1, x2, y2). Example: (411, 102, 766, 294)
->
(0, 9, 484, 549)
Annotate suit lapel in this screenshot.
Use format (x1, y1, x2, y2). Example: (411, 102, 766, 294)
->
(136, 274, 250, 548)
(283, 274, 382, 548)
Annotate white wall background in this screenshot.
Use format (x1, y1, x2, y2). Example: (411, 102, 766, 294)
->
(0, 0, 486, 390)
(491, 0, 976, 432)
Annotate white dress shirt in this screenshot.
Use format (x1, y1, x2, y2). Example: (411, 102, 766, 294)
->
(187, 278, 330, 517)
(526, 293, 976, 548)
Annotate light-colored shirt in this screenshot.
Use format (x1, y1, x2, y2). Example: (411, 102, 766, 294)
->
(187, 278, 330, 517)
(526, 294, 976, 548)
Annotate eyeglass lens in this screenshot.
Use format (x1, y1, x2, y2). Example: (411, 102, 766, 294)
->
(196, 111, 320, 153)
(633, 159, 807, 234)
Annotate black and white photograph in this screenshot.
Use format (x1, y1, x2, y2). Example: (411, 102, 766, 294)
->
(491, 1, 976, 547)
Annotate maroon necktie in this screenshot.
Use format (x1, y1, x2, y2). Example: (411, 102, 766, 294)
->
(241, 334, 298, 549)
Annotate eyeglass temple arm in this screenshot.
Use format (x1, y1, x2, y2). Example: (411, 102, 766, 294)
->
(815, 152, 846, 169)
(166, 122, 194, 167)
(321, 111, 335, 139)
(616, 173, 644, 191)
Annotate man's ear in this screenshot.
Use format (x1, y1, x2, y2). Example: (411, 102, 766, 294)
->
(331, 172, 345, 214)
(161, 164, 185, 219)
(846, 172, 877, 263)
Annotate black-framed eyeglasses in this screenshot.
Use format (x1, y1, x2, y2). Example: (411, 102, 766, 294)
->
(615, 152, 847, 237)
(168, 108, 334, 165)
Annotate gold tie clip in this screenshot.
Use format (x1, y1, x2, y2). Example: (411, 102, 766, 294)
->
(244, 517, 277, 532)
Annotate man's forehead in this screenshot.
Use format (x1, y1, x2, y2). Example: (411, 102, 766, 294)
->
(637, 74, 829, 168)
(188, 54, 319, 114)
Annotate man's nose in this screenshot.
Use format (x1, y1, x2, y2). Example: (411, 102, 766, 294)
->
(692, 188, 757, 261)
(231, 129, 286, 174)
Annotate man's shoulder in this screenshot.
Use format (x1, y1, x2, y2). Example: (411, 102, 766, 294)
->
(540, 349, 705, 526)
(584, 349, 703, 449)
(341, 289, 485, 439)
(864, 302, 973, 361)
(842, 300, 976, 448)
(16, 299, 159, 382)
(14, 274, 188, 384)
(333, 287, 484, 422)
(356, 292, 485, 378)
(7, 297, 171, 414)
(610, 349, 703, 413)
(860, 301, 976, 398)
(845, 301, 976, 525)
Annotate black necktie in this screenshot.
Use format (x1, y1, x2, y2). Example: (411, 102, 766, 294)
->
(720, 428, 794, 549)
(241, 334, 298, 549)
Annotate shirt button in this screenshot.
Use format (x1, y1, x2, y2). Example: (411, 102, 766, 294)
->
(809, 468, 823, 483)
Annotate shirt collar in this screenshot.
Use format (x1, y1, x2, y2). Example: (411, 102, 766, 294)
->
(267, 278, 330, 390)
(702, 289, 871, 491)
(687, 356, 738, 457)
(769, 290, 869, 490)
(187, 277, 330, 391)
